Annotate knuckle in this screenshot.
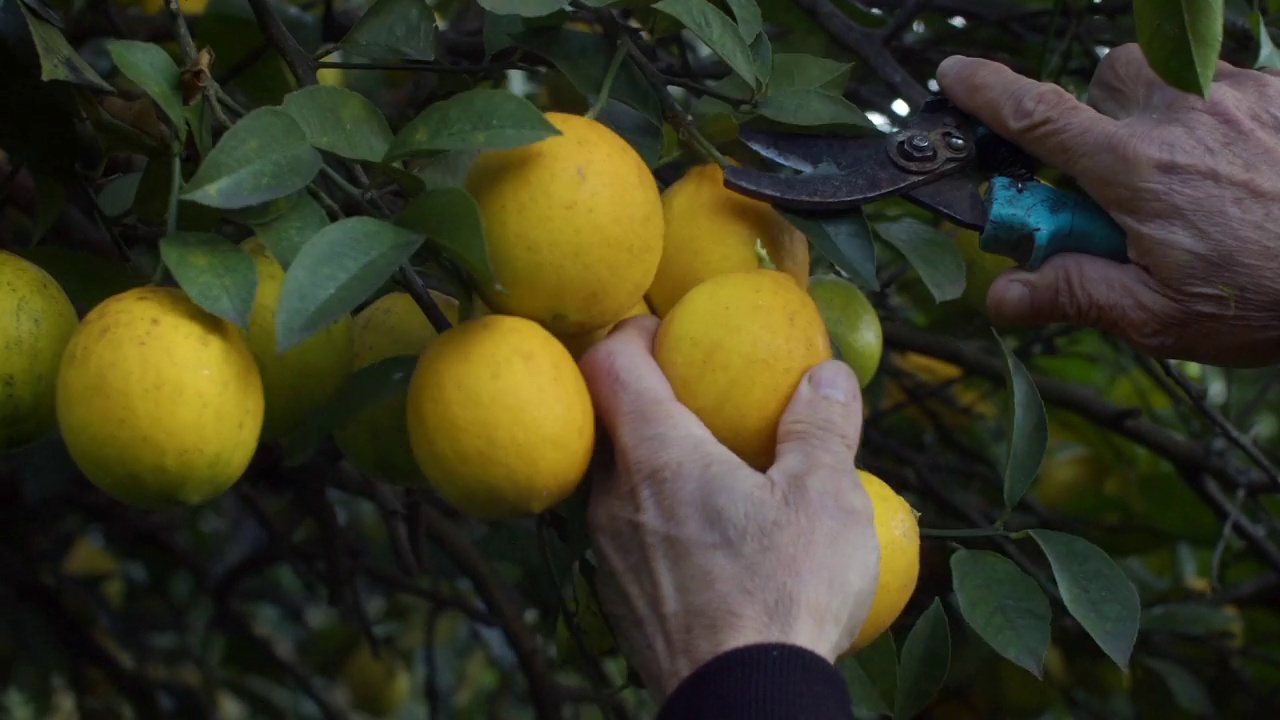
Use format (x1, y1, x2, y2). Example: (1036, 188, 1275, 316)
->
(1001, 82, 1073, 137)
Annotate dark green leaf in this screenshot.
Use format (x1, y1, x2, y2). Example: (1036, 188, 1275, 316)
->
(1138, 657, 1213, 716)
(478, 0, 567, 16)
(995, 332, 1048, 508)
(30, 173, 64, 242)
(1253, 11, 1280, 69)
(781, 209, 879, 291)
(483, 11, 526, 56)
(1133, 0, 1224, 99)
(727, 0, 763, 41)
(251, 192, 329, 269)
(182, 107, 323, 210)
(8, 247, 143, 315)
(396, 186, 492, 286)
(854, 628, 898, 712)
(756, 87, 871, 129)
(894, 598, 951, 720)
(106, 40, 185, 136)
(339, 0, 437, 61)
(750, 30, 772, 89)
(96, 172, 143, 218)
(18, 2, 113, 92)
(410, 150, 482, 190)
(599, 100, 664, 168)
(384, 88, 560, 161)
(770, 53, 852, 92)
(1140, 602, 1242, 639)
(950, 549, 1051, 678)
(282, 85, 394, 162)
(839, 656, 892, 717)
(185, 97, 214, 158)
(275, 217, 423, 352)
(159, 232, 259, 329)
(653, 0, 758, 90)
(513, 26, 662, 122)
(875, 218, 965, 301)
(224, 192, 299, 227)
(1028, 530, 1140, 670)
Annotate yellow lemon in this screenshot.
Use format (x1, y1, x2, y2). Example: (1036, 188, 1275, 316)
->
(56, 286, 264, 508)
(342, 640, 412, 718)
(557, 298, 651, 359)
(847, 470, 920, 652)
(242, 238, 354, 440)
(948, 222, 1017, 316)
(654, 269, 832, 471)
(0, 251, 78, 449)
(807, 274, 883, 388)
(646, 163, 810, 316)
(334, 290, 459, 486)
(465, 112, 664, 335)
(136, 0, 209, 14)
(405, 314, 595, 518)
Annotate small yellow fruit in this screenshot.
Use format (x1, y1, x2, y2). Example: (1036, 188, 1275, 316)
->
(405, 314, 595, 518)
(242, 238, 354, 440)
(61, 535, 126, 609)
(847, 470, 920, 652)
(557, 299, 651, 359)
(136, 0, 209, 14)
(948, 223, 1017, 316)
(342, 640, 412, 718)
(0, 250, 78, 449)
(654, 269, 832, 470)
(56, 286, 264, 508)
(334, 291, 459, 486)
(465, 112, 664, 335)
(807, 274, 883, 388)
(646, 163, 810, 317)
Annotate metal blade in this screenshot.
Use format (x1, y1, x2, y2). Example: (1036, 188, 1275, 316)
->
(901, 167, 987, 229)
(738, 129, 883, 174)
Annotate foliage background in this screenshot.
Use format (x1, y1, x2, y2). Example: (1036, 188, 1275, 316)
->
(3, 0, 1280, 718)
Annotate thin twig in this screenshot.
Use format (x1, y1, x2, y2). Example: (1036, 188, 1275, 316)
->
(245, 0, 317, 86)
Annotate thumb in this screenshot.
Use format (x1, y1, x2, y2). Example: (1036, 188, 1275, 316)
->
(935, 55, 1121, 181)
(771, 360, 864, 477)
(987, 254, 1171, 335)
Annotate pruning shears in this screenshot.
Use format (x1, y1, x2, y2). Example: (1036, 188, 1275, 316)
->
(721, 96, 1129, 271)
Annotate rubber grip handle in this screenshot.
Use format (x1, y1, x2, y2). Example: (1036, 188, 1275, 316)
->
(978, 176, 1129, 271)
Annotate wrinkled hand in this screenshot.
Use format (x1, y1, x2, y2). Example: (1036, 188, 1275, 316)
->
(577, 315, 879, 698)
(938, 46, 1280, 367)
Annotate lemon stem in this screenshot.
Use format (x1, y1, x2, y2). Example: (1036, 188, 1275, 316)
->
(586, 45, 627, 120)
(754, 239, 777, 270)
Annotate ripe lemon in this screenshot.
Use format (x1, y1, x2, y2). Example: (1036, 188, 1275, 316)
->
(342, 640, 412, 718)
(948, 223, 1016, 316)
(334, 290, 459, 486)
(242, 238, 354, 440)
(654, 269, 832, 471)
(56, 286, 264, 508)
(557, 298, 651, 359)
(405, 314, 595, 518)
(465, 112, 664, 335)
(646, 163, 810, 316)
(0, 250, 78, 449)
(807, 274, 882, 388)
(847, 470, 920, 652)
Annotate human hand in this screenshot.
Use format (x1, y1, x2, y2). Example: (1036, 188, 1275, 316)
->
(937, 46, 1280, 367)
(577, 315, 880, 698)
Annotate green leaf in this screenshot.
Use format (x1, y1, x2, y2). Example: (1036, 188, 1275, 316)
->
(158, 233, 259, 329)
(8, 247, 143, 315)
(653, 0, 758, 90)
(281, 85, 394, 162)
(251, 192, 329, 269)
(185, 97, 215, 158)
(478, 0, 567, 16)
(950, 549, 1051, 678)
(853, 629, 898, 712)
(182, 107, 323, 210)
(756, 87, 871, 130)
(1028, 530, 1140, 670)
(384, 88, 561, 161)
(995, 332, 1048, 509)
(512, 27, 663, 122)
(396, 187, 492, 286)
(96, 172, 143, 218)
(224, 193, 299, 226)
(1140, 601, 1242, 640)
(770, 53, 852, 93)
(838, 656, 891, 717)
(894, 598, 951, 720)
(275, 217, 423, 352)
(875, 218, 965, 302)
(1133, 0, 1224, 99)
(410, 150, 482, 190)
(30, 173, 65, 242)
(106, 40, 185, 138)
(781, 210, 878, 291)
(727, 0, 763, 41)
(18, 2, 113, 92)
(1253, 11, 1280, 69)
(749, 31, 772, 89)
(338, 0, 437, 61)
(1138, 656, 1213, 716)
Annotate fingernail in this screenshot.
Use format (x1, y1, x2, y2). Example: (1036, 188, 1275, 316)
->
(989, 278, 1033, 323)
(809, 360, 856, 403)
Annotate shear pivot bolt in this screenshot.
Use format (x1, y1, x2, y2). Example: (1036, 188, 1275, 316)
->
(907, 135, 932, 152)
(947, 136, 967, 152)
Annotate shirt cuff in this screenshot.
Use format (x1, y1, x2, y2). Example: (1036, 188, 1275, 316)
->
(656, 643, 855, 720)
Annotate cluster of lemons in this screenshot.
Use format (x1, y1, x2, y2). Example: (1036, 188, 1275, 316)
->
(1, 109, 918, 657)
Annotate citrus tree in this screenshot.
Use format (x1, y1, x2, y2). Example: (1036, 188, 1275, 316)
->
(1, 0, 1277, 718)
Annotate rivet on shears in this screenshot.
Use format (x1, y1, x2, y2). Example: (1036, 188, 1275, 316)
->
(947, 136, 967, 152)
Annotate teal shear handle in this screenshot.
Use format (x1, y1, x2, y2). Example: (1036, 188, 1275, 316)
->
(978, 176, 1130, 271)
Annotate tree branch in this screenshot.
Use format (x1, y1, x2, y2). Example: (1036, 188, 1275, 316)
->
(245, 0, 317, 86)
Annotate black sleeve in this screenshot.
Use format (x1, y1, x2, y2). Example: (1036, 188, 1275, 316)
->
(656, 643, 856, 720)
